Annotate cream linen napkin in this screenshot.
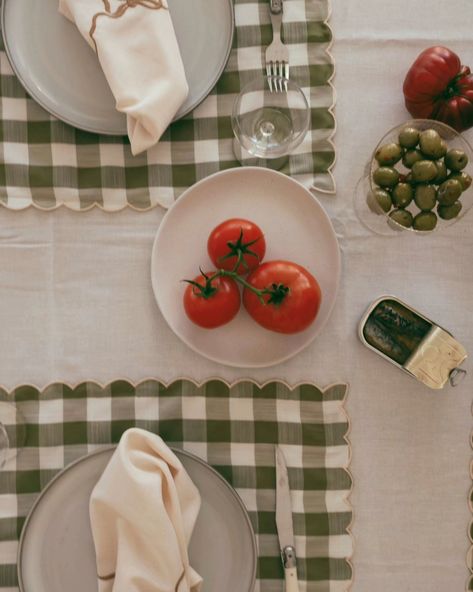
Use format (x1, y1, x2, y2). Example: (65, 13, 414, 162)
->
(89, 428, 202, 592)
(59, 0, 189, 155)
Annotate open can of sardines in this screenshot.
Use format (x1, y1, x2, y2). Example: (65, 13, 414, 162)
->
(359, 296, 468, 389)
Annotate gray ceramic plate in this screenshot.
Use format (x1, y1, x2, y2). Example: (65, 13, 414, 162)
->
(2, 0, 234, 135)
(18, 447, 257, 592)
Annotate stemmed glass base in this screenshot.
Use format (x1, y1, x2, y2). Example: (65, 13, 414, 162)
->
(231, 75, 310, 167)
(232, 138, 289, 170)
(354, 175, 401, 236)
(354, 119, 473, 236)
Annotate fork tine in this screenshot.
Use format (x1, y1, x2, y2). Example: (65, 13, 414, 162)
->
(283, 62, 289, 91)
(273, 62, 278, 92)
(266, 63, 273, 92)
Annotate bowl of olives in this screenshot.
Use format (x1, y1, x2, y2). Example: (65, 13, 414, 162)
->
(355, 119, 473, 234)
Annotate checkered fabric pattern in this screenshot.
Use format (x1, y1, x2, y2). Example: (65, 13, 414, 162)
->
(0, 0, 335, 211)
(0, 379, 351, 592)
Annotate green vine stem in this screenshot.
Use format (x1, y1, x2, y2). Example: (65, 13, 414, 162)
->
(184, 249, 290, 306)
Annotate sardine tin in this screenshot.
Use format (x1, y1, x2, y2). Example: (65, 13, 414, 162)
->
(359, 295, 467, 389)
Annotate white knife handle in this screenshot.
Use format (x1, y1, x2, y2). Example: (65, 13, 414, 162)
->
(282, 546, 299, 592)
(284, 566, 299, 592)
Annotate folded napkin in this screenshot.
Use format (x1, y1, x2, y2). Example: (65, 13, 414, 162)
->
(89, 428, 202, 592)
(59, 0, 189, 155)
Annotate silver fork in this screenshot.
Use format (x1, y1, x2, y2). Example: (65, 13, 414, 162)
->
(265, 0, 289, 92)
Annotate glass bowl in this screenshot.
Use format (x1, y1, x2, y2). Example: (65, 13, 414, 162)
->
(354, 119, 473, 235)
(231, 76, 310, 165)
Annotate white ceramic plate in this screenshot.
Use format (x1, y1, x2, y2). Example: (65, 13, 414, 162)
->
(151, 167, 341, 367)
(2, 0, 234, 135)
(18, 447, 256, 592)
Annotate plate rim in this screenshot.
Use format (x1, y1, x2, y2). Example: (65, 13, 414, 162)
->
(1, 0, 235, 135)
(17, 445, 257, 592)
(151, 166, 341, 368)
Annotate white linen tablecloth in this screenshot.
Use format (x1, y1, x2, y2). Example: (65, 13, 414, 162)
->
(0, 0, 472, 590)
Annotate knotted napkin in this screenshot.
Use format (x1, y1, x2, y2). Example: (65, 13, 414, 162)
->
(59, 0, 189, 155)
(89, 428, 202, 592)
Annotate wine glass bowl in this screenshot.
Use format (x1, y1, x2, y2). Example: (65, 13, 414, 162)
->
(231, 76, 310, 163)
(0, 401, 26, 468)
(354, 119, 473, 235)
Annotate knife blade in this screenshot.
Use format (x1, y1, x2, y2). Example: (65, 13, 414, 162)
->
(275, 446, 299, 592)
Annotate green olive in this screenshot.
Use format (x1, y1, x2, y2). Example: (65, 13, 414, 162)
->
(402, 149, 423, 169)
(445, 149, 469, 171)
(438, 201, 462, 220)
(389, 208, 413, 228)
(411, 160, 438, 182)
(373, 167, 400, 188)
(434, 160, 448, 184)
(375, 143, 403, 166)
(437, 179, 463, 205)
(398, 127, 419, 149)
(392, 183, 413, 208)
(439, 140, 448, 157)
(413, 211, 438, 231)
(414, 185, 437, 211)
(449, 171, 472, 191)
(419, 129, 446, 159)
(367, 188, 392, 214)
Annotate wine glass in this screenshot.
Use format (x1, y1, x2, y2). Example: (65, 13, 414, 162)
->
(231, 76, 310, 168)
(0, 401, 26, 468)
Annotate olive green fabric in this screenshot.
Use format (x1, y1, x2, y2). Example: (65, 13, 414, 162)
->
(0, 0, 335, 211)
(0, 380, 351, 591)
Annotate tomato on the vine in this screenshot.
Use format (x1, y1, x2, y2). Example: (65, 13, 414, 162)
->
(207, 218, 266, 275)
(183, 271, 241, 329)
(243, 261, 322, 334)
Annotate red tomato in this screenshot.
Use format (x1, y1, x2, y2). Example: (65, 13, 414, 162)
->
(403, 46, 473, 132)
(243, 261, 322, 334)
(184, 272, 241, 329)
(207, 218, 266, 275)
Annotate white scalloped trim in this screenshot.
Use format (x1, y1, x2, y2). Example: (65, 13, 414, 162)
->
(339, 383, 354, 591)
(0, 376, 345, 395)
(0, 199, 160, 213)
(310, 0, 337, 196)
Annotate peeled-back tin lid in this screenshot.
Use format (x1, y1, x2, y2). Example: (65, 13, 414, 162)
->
(404, 325, 468, 389)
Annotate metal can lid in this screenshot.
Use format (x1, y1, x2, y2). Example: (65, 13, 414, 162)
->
(404, 326, 467, 389)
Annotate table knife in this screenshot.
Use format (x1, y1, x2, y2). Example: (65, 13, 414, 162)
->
(275, 446, 299, 592)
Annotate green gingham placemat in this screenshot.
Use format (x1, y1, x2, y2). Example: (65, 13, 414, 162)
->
(0, 379, 352, 591)
(0, 0, 335, 211)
